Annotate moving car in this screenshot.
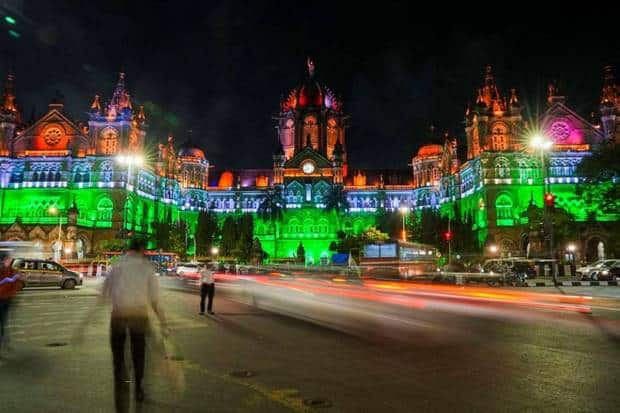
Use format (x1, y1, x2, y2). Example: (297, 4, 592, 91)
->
(176, 262, 200, 276)
(11, 258, 83, 289)
(576, 259, 620, 280)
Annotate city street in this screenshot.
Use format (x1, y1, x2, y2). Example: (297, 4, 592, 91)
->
(1, 277, 619, 412)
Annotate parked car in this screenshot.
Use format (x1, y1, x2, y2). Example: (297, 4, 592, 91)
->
(11, 258, 83, 289)
(576, 259, 620, 280)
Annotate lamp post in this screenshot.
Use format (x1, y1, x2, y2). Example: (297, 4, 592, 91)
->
(48, 205, 62, 261)
(398, 206, 409, 242)
(116, 154, 144, 236)
(530, 134, 555, 280)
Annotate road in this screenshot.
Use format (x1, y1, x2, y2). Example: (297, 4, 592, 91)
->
(1, 276, 619, 412)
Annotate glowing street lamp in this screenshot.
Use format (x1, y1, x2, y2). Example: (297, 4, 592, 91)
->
(211, 246, 219, 256)
(489, 244, 498, 254)
(566, 243, 576, 253)
(398, 206, 410, 242)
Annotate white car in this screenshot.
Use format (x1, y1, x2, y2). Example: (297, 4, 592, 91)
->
(576, 259, 620, 280)
(176, 262, 199, 275)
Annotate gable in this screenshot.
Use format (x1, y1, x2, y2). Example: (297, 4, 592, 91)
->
(285, 146, 332, 169)
(16, 108, 89, 153)
(541, 102, 604, 146)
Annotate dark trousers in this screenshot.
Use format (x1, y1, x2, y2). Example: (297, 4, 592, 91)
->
(200, 283, 215, 313)
(0, 299, 11, 349)
(110, 315, 147, 387)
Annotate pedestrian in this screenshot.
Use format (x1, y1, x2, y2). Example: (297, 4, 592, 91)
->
(199, 264, 215, 315)
(100, 239, 168, 406)
(0, 250, 23, 357)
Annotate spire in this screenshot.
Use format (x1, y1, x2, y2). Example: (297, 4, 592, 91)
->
(90, 94, 101, 112)
(1, 73, 17, 113)
(601, 65, 617, 106)
(137, 105, 146, 123)
(109, 72, 129, 113)
(306, 57, 315, 78)
(509, 88, 518, 105)
(547, 81, 565, 105)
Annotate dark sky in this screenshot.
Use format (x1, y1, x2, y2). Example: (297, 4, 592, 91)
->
(1, 1, 617, 169)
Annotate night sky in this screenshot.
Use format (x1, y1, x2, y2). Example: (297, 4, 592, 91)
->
(1, 1, 617, 169)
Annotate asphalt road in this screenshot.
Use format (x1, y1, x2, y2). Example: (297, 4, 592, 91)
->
(1, 278, 619, 412)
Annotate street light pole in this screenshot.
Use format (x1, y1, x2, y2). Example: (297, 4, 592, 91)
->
(399, 206, 409, 242)
(531, 134, 555, 282)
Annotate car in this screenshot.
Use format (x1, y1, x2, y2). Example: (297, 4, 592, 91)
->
(11, 258, 83, 289)
(576, 259, 620, 280)
(176, 262, 200, 276)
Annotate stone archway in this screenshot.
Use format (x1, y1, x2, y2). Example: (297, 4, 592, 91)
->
(585, 236, 605, 262)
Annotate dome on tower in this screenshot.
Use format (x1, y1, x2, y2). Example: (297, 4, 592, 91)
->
(280, 58, 343, 113)
(177, 130, 206, 161)
(416, 144, 443, 158)
(177, 146, 206, 160)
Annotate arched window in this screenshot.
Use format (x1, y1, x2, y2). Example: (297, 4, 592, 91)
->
(494, 157, 510, 179)
(495, 193, 514, 226)
(100, 161, 113, 182)
(96, 198, 114, 221)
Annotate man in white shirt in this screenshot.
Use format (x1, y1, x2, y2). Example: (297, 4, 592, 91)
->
(199, 264, 215, 315)
(101, 239, 168, 404)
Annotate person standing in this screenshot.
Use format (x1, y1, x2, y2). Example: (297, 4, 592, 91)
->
(0, 251, 23, 357)
(199, 264, 215, 315)
(100, 239, 168, 405)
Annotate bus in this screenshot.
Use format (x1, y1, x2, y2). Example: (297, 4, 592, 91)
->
(360, 240, 439, 279)
(101, 250, 179, 274)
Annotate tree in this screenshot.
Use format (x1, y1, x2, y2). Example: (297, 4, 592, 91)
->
(168, 220, 188, 258)
(324, 185, 349, 213)
(361, 226, 389, 244)
(220, 216, 237, 256)
(576, 143, 620, 214)
(195, 210, 219, 257)
(296, 242, 306, 264)
(257, 188, 285, 259)
(235, 214, 254, 262)
(251, 237, 266, 264)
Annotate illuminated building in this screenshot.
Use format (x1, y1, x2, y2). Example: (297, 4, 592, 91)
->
(0, 63, 618, 262)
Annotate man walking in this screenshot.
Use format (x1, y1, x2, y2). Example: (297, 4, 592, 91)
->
(101, 239, 168, 404)
(199, 264, 215, 315)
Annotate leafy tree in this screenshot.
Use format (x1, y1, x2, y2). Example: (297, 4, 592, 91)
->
(235, 214, 254, 262)
(296, 242, 306, 263)
(220, 215, 237, 256)
(195, 209, 219, 256)
(324, 185, 349, 213)
(251, 237, 266, 264)
(576, 143, 620, 215)
(257, 188, 285, 259)
(361, 226, 389, 244)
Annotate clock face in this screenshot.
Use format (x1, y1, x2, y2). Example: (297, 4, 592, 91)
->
(301, 161, 315, 174)
(549, 120, 571, 143)
(43, 126, 63, 146)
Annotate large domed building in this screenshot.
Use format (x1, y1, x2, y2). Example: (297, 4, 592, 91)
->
(0, 62, 618, 263)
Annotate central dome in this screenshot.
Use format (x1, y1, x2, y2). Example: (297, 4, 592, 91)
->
(178, 146, 206, 160)
(280, 58, 342, 113)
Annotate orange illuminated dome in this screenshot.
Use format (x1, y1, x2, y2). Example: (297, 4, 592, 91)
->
(218, 171, 234, 187)
(416, 144, 443, 158)
(178, 144, 206, 160)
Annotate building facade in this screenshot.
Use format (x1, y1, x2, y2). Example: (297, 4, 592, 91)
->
(0, 62, 618, 262)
